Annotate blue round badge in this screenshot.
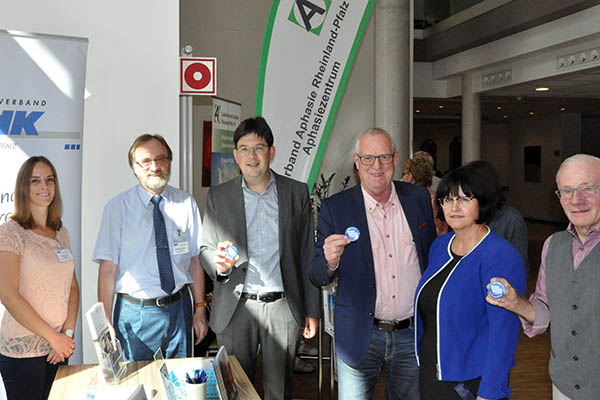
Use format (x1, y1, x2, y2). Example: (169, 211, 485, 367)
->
(345, 226, 360, 242)
(488, 281, 506, 299)
(225, 245, 238, 259)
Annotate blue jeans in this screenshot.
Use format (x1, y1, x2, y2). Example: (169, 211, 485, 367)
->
(337, 326, 419, 400)
(113, 288, 193, 361)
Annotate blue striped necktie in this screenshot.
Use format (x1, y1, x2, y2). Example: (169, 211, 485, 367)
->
(151, 195, 175, 294)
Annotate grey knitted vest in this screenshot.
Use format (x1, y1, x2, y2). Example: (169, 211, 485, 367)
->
(546, 231, 600, 399)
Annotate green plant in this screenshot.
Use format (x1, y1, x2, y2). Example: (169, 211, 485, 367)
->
(312, 172, 351, 212)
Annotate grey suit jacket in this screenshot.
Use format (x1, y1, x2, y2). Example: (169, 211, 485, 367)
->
(200, 171, 320, 334)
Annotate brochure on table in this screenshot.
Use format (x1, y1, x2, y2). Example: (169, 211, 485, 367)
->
(85, 302, 127, 384)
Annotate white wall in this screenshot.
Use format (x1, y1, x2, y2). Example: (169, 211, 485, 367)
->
(1, 0, 179, 363)
(507, 113, 577, 222)
(481, 123, 511, 190)
(413, 121, 510, 180)
(414, 114, 575, 223)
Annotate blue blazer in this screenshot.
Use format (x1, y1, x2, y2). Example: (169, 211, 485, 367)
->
(310, 182, 436, 367)
(414, 229, 526, 399)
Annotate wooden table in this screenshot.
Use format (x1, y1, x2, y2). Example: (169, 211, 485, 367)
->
(48, 356, 260, 399)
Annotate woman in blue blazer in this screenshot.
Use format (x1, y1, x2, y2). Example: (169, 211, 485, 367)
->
(414, 166, 526, 400)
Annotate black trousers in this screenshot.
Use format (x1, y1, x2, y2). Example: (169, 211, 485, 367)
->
(0, 353, 65, 400)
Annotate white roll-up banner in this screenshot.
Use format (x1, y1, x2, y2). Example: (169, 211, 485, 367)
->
(255, 0, 374, 189)
(0, 30, 88, 361)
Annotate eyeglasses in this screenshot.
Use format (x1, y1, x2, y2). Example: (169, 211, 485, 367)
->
(135, 156, 169, 169)
(355, 153, 394, 166)
(555, 184, 599, 200)
(236, 144, 268, 157)
(438, 196, 475, 208)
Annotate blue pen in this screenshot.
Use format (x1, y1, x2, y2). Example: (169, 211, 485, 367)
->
(199, 370, 207, 384)
(186, 372, 193, 384)
(194, 369, 201, 384)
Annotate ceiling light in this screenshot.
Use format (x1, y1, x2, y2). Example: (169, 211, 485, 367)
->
(560, 107, 566, 111)
(497, 106, 502, 110)
(438, 105, 445, 109)
(529, 111, 535, 115)
(503, 115, 508, 119)
(535, 87, 550, 92)
(415, 109, 421, 113)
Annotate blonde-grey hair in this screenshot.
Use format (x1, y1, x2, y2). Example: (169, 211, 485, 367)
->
(556, 154, 600, 186)
(354, 128, 397, 154)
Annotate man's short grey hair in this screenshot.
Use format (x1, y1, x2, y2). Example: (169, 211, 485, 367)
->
(556, 154, 600, 185)
(354, 128, 397, 154)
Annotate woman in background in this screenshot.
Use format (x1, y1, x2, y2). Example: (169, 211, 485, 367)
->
(464, 160, 529, 273)
(414, 166, 525, 400)
(0, 156, 79, 400)
(402, 155, 448, 236)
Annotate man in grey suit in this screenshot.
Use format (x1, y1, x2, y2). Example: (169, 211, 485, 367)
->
(200, 117, 320, 400)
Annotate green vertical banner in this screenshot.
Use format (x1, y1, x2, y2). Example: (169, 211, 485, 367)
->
(256, 0, 375, 190)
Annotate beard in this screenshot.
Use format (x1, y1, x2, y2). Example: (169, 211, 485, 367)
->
(137, 169, 170, 192)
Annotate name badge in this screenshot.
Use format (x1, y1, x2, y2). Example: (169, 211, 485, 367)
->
(173, 241, 189, 255)
(55, 248, 74, 262)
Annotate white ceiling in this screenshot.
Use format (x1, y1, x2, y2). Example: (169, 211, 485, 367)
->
(415, 66, 600, 123)
(483, 66, 600, 99)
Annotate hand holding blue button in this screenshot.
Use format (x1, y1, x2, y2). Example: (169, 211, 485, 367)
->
(345, 226, 360, 242)
(215, 241, 239, 274)
(488, 281, 506, 299)
(323, 233, 352, 272)
(225, 245, 238, 260)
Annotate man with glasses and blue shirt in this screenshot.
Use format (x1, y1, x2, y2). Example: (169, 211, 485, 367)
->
(200, 117, 320, 400)
(488, 154, 600, 400)
(311, 128, 436, 399)
(93, 134, 208, 361)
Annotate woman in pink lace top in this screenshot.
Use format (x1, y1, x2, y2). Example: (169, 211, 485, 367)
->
(0, 156, 79, 400)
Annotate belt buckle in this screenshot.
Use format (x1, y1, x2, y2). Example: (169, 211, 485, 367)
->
(155, 296, 168, 307)
(377, 321, 395, 332)
(261, 293, 273, 302)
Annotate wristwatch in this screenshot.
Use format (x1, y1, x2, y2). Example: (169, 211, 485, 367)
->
(64, 329, 74, 338)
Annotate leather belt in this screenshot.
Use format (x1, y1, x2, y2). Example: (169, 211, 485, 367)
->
(118, 288, 184, 307)
(374, 317, 412, 332)
(240, 292, 285, 303)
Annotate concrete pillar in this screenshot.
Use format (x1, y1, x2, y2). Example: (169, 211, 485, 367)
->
(375, 0, 412, 177)
(461, 71, 481, 164)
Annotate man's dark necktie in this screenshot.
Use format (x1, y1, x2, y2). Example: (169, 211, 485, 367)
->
(151, 195, 175, 294)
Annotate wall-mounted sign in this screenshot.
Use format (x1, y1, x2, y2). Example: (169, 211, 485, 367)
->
(180, 57, 217, 95)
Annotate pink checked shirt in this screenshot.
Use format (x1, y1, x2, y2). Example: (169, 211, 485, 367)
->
(362, 186, 421, 321)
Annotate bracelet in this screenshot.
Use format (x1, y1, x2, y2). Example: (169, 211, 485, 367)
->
(195, 301, 208, 308)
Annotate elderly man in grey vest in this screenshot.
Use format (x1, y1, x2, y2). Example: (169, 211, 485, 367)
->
(487, 154, 600, 400)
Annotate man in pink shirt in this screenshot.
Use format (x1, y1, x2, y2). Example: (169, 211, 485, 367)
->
(488, 154, 600, 400)
(311, 128, 436, 399)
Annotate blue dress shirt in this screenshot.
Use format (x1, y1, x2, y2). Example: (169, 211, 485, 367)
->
(241, 173, 283, 293)
(93, 184, 203, 298)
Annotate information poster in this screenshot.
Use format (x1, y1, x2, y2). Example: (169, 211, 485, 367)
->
(210, 97, 241, 186)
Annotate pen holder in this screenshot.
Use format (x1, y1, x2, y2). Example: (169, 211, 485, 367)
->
(185, 381, 207, 400)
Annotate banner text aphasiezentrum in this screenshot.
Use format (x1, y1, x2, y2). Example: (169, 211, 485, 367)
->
(283, 1, 349, 177)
